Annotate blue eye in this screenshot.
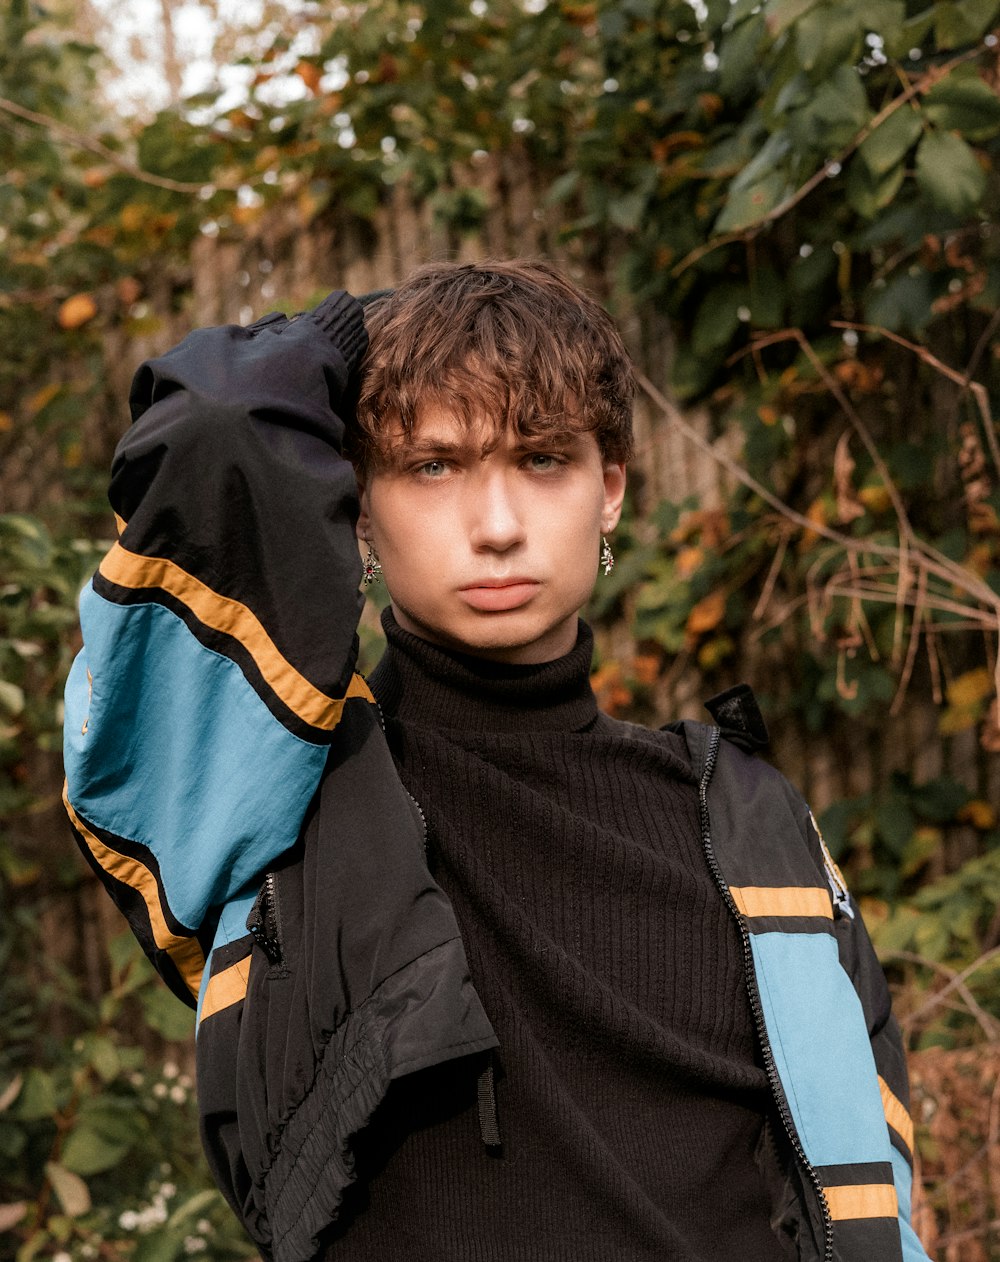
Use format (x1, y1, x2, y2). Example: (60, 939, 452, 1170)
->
(418, 460, 448, 477)
(527, 453, 560, 471)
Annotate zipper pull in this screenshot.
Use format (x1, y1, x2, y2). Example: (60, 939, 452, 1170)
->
(246, 875, 283, 963)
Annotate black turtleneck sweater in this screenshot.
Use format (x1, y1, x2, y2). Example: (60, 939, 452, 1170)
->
(323, 612, 792, 1261)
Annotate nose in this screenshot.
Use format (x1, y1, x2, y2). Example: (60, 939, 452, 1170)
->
(467, 467, 525, 552)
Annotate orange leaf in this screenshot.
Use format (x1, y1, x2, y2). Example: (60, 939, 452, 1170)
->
(686, 589, 726, 638)
(116, 277, 143, 306)
(25, 383, 61, 416)
(0, 411, 12, 432)
(295, 61, 323, 94)
(676, 546, 704, 579)
(631, 653, 660, 686)
(58, 293, 97, 330)
(957, 799, 996, 831)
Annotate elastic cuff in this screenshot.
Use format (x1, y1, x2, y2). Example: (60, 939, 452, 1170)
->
(307, 291, 368, 369)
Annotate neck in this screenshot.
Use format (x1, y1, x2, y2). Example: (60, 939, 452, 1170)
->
(368, 607, 600, 734)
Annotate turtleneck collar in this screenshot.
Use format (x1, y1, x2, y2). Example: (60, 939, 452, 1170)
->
(368, 607, 600, 734)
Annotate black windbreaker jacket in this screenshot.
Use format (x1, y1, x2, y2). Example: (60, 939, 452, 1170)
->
(63, 293, 929, 1262)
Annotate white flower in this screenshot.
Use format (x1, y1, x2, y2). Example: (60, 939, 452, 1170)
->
(118, 1211, 139, 1231)
(169, 1084, 187, 1104)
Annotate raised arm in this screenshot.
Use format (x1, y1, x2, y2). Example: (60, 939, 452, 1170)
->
(63, 292, 370, 1006)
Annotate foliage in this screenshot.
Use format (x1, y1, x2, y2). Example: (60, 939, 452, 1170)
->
(0, 517, 251, 1260)
(2, 0, 999, 1254)
(0, 918, 253, 1262)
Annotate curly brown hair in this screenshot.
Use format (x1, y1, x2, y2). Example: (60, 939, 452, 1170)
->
(351, 259, 635, 471)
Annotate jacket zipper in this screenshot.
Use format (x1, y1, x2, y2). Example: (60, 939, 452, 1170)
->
(247, 870, 283, 966)
(812, 808, 855, 921)
(371, 692, 429, 857)
(697, 726, 834, 1262)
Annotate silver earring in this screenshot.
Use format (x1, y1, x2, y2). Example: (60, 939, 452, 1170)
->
(362, 541, 382, 586)
(601, 536, 615, 576)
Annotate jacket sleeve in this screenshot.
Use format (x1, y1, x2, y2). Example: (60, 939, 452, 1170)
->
(63, 292, 371, 1006)
(805, 809, 930, 1261)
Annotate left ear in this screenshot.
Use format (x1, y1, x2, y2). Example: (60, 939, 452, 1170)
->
(600, 462, 627, 534)
(355, 472, 372, 543)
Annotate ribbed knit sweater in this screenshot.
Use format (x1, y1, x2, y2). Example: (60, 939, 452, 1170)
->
(323, 611, 792, 1261)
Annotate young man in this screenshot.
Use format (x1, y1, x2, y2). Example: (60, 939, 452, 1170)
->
(63, 262, 928, 1262)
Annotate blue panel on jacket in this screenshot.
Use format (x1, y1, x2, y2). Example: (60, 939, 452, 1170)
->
(749, 931, 891, 1168)
(64, 584, 328, 928)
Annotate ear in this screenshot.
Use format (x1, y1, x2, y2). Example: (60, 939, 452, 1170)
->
(600, 462, 627, 534)
(355, 473, 372, 542)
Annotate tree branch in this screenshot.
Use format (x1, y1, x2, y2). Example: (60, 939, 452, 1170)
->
(671, 33, 998, 279)
(0, 95, 213, 195)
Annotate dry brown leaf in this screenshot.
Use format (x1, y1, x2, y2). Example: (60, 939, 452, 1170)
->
(834, 432, 865, 524)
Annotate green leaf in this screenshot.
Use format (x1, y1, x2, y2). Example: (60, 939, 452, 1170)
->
(133, 1231, 184, 1262)
(857, 106, 924, 177)
(715, 171, 787, 232)
(60, 1122, 130, 1176)
(795, 4, 864, 77)
(883, 7, 935, 58)
(544, 170, 580, 205)
(923, 71, 1000, 141)
(864, 270, 934, 334)
(718, 14, 766, 98)
(875, 799, 915, 856)
(691, 284, 748, 355)
(846, 157, 906, 217)
(910, 776, 970, 822)
(44, 1162, 91, 1217)
(139, 983, 196, 1040)
(935, 0, 1000, 50)
(11, 1068, 56, 1121)
(764, 0, 820, 38)
(862, 0, 907, 38)
(915, 128, 987, 215)
(608, 189, 648, 231)
(0, 680, 25, 716)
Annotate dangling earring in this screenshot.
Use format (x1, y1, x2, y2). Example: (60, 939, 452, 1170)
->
(362, 541, 382, 586)
(600, 535, 615, 576)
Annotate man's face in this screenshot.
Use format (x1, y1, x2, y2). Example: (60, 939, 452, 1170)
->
(356, 402, 626, 665)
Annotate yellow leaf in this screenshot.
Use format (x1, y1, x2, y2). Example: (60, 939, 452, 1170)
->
(686, 589, 726, 638)
(798, 498, 827, 551)
(58, 293, 97, 330)
(958, 799, 996, 830)
(858, 485, 892, 515)
(119, 203, 146, 232)
(948, 667, 993, 708)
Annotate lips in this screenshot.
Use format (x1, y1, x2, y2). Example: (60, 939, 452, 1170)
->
(458, 580, 540, 612)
